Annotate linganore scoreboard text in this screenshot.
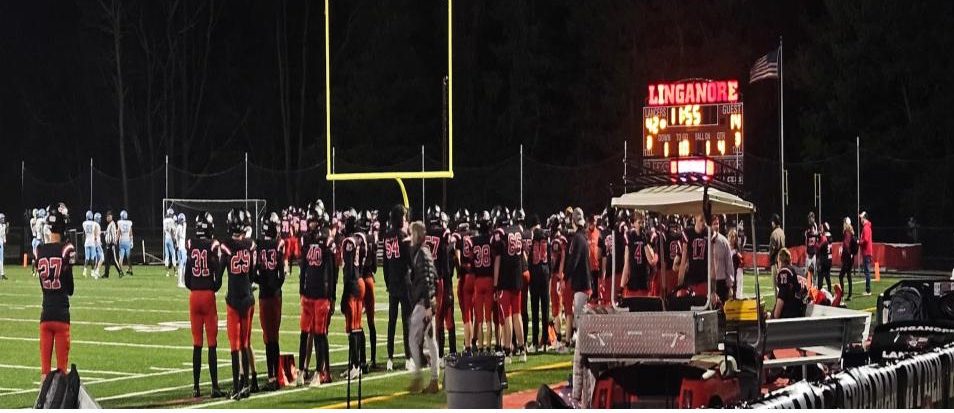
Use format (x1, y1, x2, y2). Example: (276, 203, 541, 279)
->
(642, 79, 744, 185)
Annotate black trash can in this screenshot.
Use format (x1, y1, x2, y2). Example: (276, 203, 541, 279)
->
(444, 353, 507, 408)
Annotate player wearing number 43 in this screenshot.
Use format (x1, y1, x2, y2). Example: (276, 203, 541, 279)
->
(253, 212, 285, 391)
(36, 202, 75, 381)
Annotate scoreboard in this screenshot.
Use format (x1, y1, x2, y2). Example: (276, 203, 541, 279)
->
(642, 79, 744, 185)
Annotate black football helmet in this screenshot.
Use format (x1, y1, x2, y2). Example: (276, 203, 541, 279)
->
(343, 208, 358, 235)
(453, 208, 470, 232)
(46, 202, 69, 235)
(389, 204, 407, 228)
(356, 210, 373, 233)
(426, 205, 443, 227)
(547, 213, 564, 234)
(195, 211, 214, 239)
(227, 208, 251, 235)
(262, 212, 280, 238)
(493, 206, 511, 228)
(513, 208, 526, 225)
(475, 210, 492, 232)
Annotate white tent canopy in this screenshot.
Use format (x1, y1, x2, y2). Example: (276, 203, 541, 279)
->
(611, 185, 755, 215)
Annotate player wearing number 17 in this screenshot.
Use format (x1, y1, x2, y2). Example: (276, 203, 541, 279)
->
(185, 212, 226, 398)
(220, 208, 257, 400)
(37, 203, 74, 380)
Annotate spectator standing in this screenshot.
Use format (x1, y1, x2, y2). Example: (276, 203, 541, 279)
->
(859, 212, 874, 296)
(709, 216, 735, 303)
(768, 214, 785, 283)
(817, 222, 833, 292)
(839, 218, 856, 301)
(728, 229, 744, 299)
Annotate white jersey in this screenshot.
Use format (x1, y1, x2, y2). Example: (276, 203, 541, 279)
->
(0, 222, 7, 243)
(82, 220, 101, 247)
(118, 219, 133, 243)
(30, 218, 37, 239)
(176, 222, 187, 249)
(163, 217, 177, 241)
(32, 219, 45, 242)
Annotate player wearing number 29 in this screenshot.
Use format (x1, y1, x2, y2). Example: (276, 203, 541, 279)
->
(253, 212, 285, 391)
(185, 211, 225, 398)
(220, 208, 257, 400)
(37, 202, 74, 380)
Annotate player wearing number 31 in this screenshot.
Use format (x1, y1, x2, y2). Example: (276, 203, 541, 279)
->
(220, 208, 257, 400)
(37, 202, 74, 381)
(185, 211, 225, 399)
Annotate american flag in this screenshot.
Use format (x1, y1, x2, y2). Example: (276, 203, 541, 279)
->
(749, 48, 780, 84)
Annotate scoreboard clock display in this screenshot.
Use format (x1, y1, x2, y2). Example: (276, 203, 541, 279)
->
(642, 79, 744, 185)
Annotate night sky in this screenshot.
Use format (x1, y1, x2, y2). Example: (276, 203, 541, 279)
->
(1, 1, 952, 258)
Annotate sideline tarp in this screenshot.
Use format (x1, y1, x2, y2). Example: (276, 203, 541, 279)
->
(611, 185, 755, 215)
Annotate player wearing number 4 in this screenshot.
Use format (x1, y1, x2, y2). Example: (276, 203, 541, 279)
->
(37, 203, 75, 380)
(220, 208, 257, 400)
(185, 212, 226, 399)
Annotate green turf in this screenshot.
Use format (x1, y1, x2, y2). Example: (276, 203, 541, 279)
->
(0, 264, 892, 408)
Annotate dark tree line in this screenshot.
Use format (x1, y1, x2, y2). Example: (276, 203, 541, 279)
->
(0, 0, 952, 240)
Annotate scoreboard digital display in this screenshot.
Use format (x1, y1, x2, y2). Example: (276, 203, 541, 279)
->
(642, 79, 744, 185)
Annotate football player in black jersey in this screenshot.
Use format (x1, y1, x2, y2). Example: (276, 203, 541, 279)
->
(470, 211, 495, 352)
(185, 212, 225, 398)
(253, 212, 285, 391)
(424, 205, 456, 357)
(221, 208, 256, 400)
(492, 208, 527, 362)
(356, 211, 379, 370)
(383, 205, 413, 371)
(298, 205, 336, 386)
(678, 213, 711, 298)
(621, 211, 658, 297)
(37, 203, 74, 381)
(515, 209, 532, 350)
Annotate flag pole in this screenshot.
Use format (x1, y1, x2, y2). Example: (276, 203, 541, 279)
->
(779, 36, 786, 231)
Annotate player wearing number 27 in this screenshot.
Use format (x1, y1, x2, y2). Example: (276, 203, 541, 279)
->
(37, 203, 74, 380)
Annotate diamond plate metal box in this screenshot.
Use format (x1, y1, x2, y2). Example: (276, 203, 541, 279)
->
(576, 310, 720, 358)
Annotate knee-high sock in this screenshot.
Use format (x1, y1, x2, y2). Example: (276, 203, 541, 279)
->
(231, 351, 240, 394)
(320, 336, 330, 375)
(448, 328, 457, 354)
(437, 322, 446, 358)
(209, 347, 220, 388)
(192, 346, 202, 390)
(240, 348, 250, 388)
(298, 332, 308, 373)
(367, 320, 377, 364)
(267, 341, 278, 379)
(358, 331, 367, 369)
(314, 335, 324, 375)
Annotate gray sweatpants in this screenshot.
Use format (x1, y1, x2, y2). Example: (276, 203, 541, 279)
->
(409, 303, 439, 380)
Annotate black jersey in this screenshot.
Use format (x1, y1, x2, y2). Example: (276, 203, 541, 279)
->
(804, 225, 820, 256)
(382, 227, 411, 294)
(186, 238, 223, 292)
(470, 232, 494, 278)
(684, 227, 709, 286)
(776, 265, 807, 318)
(456, 231, 474, 275)
(341, 233, 368, 298)
(492, 226, 524, 291)
(354, 231, 376, 277)
(425, 226, 451, 282)
(254, 238, 285, 298)
(300, 230, 336, 299)
(664, 229, 687, 270)
(221, 238, 256, 311)
(520, 227, 532, 274)
(528, 228, 551, 275)
(625, 230, 651, 291)
(37, 242, 76, 323)
(604, 224, 627, 274)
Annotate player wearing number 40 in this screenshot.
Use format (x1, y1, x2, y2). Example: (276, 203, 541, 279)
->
(36, 202, 75, 381)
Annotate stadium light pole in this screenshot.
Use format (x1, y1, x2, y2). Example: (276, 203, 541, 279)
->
(421, 145, 425, 219)
(164, 155, 169, 200)
(520, 144, 524, 210)
(856, 136, 860, 222)
(90, 158, 94, 211)
(332, 147, 336, 213)
(779, 35, 786, 232)
(244, 152, 249, 209)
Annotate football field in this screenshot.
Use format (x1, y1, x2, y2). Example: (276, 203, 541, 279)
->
(0, 265, 890, 408)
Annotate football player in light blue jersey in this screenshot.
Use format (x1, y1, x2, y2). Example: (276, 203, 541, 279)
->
(0, 212, 7, 280)
(117, 210, 135, 276)
(175, 213, 187, 287)
(82, 210, 102, 278)
(163, 208, 178, 277)
(94, 212, 105, 275)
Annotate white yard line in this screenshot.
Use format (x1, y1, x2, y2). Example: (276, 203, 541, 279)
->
(0, 336, 197, 350)
(0, 387, 24, 392)
(0, 363, 135, 376)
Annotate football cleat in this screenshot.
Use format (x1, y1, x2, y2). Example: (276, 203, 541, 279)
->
(295, 374, 305, 388)
(192, 388, 201, 398)
(405, 359, 416, 371)
(210, 387, 226, 398)
(386, 359, 394, 371)
(423, 379, 440, 394)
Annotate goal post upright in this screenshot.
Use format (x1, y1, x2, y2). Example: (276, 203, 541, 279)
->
(324, 0, 454, 209)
